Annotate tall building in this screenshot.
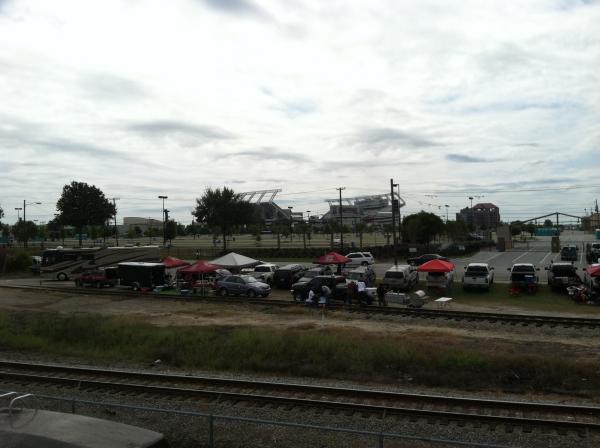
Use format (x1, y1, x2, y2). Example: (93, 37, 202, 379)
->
(456, 203, 500, 230)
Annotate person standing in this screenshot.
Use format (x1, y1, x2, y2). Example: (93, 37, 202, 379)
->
(306, 288, 316, 305)
(346, 281, 357, 305)
(356, 279, 367, 305)
(320, 284, 331, 305)
(376, 283, 387, 306)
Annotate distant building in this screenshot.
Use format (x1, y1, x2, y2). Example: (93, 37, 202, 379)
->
(321, 193, 405, 227)
(119, 217, 163, 234)
(456, 203, 500, 230)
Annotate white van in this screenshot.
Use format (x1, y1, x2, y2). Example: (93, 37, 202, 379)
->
(381, 265, 418, 291)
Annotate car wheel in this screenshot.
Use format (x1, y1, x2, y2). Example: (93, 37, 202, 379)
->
(261, 294, 269, 298)
(57, 273, 68, 281)
(247, 290, 256, 298)
(292, 291, 300, 301)
(361, 261, 368, 266)
(132, 282, 141, 291)
(219, 288, 228, 297)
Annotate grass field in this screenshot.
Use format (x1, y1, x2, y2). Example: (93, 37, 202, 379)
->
(425, 283, 600, 315)
(0, 312, 598, 395)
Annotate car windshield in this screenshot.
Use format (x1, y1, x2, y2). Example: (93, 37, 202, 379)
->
(514, 265, 534, 272)
(552, 266, 576, 276)
(466, 266, 488, 275)
(241, 276, 258, 283)
(385, 272, 404, 279)
(254, 266, 271, 272)
(303, 271, 319, 278)
(348, 272, 363, 280)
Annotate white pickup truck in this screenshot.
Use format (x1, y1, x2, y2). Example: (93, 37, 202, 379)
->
(462, 263, 494, 291)
(240, 263, 278, 285)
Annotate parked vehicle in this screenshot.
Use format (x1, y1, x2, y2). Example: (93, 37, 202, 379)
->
(41, 246, 160, 281)
(508, 263, 540, 293)
(560, 245, 578, 262)
(294, 265, 334, 285)
(75, 267, 119, 288)
(586, 243, 600, 263)
(272, 264, 306, 288)
(381, 265, 418, 291)
(242, 263, 278, 285)
(217, 275, 271, 297)
(118, 262, 166, 291)
(344, 252, 375, 268)
(290, 275, 347, 302)
(545, 262, 580, 291)
(462, 263, 494, 291)
(346, 266, 376, 287)
(29, 255, 42, 275)
(407, 253, 448, 266)
(426, 271, 454, 291)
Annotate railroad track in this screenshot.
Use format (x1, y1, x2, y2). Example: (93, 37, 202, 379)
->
(1, 360, 599, 435)
(2, 283, 600, 329)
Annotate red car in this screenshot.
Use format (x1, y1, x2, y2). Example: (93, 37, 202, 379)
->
(75, 267, 119, 288)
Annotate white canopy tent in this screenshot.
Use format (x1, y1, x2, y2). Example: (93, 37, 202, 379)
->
(210, 252, 261, 271)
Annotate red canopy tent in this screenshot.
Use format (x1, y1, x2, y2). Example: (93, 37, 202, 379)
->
(179, 261, 222, 274)
(162, 256, 190, 269)
(586, 265, 600, 277)
(417, 259, 455, 273)
(314, 252, 350, 265)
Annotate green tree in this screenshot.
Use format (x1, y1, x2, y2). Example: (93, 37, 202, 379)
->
(524, 223, 536, 237)
(445, 219, 468, 242)
(401, 211, 445, 245)
(192, 187, 257, 251)
(55, 181, 116, 247)
(12, 220, 37, 245)
(176, 223, 186, 237)
(355, 222, 367, 249)
(165, 220, 177, 240)
(510, 221, 523, 236)
(294, 222, 310, 249)
(0, 203, 4, 224)
(543, 219, 553, 227)
(127, 226, 135, 240)
(382, 223, 394, 246)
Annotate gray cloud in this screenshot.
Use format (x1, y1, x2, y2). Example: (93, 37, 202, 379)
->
(357, 127, 440, 150)
(221, 148, 308, 162)
(0, 118, 161, 169)
(128, 120, 234, 141)
(200, 0, 272, 20)
(80, 73, 148, 101)
(445, 154, 501, 163)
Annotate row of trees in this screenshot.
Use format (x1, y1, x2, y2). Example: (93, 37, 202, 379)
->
(3, 184, 474, 249)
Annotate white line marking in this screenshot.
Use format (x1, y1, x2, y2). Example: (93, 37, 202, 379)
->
(539, 252, 552, 264)
(512, 251, 530, 262)
(484, 252, 503, 262)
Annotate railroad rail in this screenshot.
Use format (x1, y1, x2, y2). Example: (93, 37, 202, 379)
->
(1, 360, 599, 434)
(2, 283, 600, 329)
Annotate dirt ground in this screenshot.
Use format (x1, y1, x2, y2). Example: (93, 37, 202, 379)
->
(1, 287, 599, 359)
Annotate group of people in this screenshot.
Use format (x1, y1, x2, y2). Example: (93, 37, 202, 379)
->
(304, 280, 389, 307)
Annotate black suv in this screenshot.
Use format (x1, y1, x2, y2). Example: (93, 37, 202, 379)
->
(546, 262, 580, 291)
(560, 246, 578, 262)
(293, 266, 334, 285)
(290, 275, 347, 301)
(272, 264, 306, 289)
(407, 253, 448, 266)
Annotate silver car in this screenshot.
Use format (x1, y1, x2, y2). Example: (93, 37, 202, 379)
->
(217, 275, 271, 298)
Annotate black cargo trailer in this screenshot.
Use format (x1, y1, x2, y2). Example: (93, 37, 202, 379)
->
(118, 262, 166, 290)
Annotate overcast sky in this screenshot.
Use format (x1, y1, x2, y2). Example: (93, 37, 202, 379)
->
(1, 0, 599, 226)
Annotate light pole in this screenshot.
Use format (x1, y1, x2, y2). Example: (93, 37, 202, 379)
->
(336, 187, 345, 252)
(287, 206, 294, 243)
(468, 196, 474, 231)
(15, 207, 22, 221)
(390, 179, 398, 266)
(158, 196, 168, 246)
(23, 200, 41, 248)
(445, 205, 449, 223)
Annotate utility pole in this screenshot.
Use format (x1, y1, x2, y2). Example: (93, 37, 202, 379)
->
(336, 187, 345, 252)
(158, 195, 168, 247)
(111, 198, 120, 246)
(390, 179, 398, 266)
